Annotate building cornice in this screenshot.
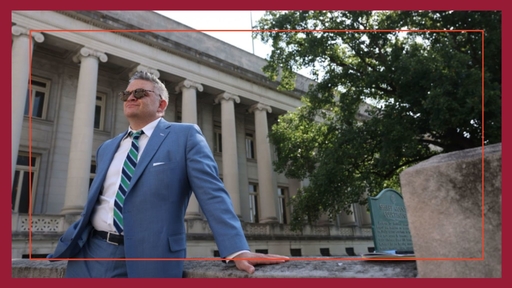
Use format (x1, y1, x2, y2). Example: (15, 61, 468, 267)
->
(55, 11, 310, 98)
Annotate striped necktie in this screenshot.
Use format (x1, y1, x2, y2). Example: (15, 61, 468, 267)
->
(113, 130, 143, 234)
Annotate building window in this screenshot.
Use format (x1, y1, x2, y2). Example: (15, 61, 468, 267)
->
(94, 93, 106, 130)
(24, 76, 50, 119)
(290, 248, 302, 256)
(22, 254, 48, 259)
(89, 161, 96, 188)
(320, 248, 331, 256)
(248, 183, 259, 223)
(277, 187, 289, 224)
(12, 153, 39, 213)
(345, 247, 356, 256)
(213, 123, 222, 153)
(245, 132, 255, 159)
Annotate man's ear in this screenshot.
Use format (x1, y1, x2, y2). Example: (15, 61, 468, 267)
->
(157, 99, 168, 113)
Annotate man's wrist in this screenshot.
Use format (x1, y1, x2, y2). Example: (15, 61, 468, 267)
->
(222, 250, 250, 263)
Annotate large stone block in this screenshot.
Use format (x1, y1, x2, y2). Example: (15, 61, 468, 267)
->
(400, 143, 501, 277)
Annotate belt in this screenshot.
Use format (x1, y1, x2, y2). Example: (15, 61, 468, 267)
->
(93, 229, 124, 245)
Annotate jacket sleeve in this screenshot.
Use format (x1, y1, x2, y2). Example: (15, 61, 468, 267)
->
(184, 124, 250, 257)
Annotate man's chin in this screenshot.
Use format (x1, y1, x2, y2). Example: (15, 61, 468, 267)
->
(124, 110, 138, 117)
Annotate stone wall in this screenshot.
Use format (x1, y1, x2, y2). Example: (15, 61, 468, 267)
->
(12, 259, 417, 278)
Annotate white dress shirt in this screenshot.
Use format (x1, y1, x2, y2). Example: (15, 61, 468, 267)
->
(91, 118, 160, 234)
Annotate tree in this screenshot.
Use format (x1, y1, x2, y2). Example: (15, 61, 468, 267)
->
(254, 11, 501, 231)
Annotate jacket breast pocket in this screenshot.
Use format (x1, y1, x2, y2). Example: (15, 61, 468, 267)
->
(167, 234, 187, 252)
(149, 161, 178, 172)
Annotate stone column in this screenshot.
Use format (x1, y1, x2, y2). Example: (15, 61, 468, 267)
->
(355, 191, 372, 226)
(176, 79, 202, 124)
(61, 47, 107, 215)
(11, 25, 44, 186)
(214, 92, 241, 218)
(175, 79, 203, 219)
(286, 178, 301, 223)
(288, 178, 301, 199)
(357, 204, 372, 226)
(248, 103, 278, 223)
(338, 205, 356, 226)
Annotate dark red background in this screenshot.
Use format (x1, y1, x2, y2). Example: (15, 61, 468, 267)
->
(4, 2, 508, 286)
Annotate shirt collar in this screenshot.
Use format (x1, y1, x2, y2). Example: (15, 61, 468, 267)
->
(123, 117, 161, 140)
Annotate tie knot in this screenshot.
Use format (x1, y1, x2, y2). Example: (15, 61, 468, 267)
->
(130, 130, 143, 140)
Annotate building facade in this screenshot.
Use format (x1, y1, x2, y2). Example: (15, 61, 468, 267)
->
(11, 11, 374, 259)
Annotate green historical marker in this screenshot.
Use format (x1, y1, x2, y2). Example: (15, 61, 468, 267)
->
(368, 188, 414, 253)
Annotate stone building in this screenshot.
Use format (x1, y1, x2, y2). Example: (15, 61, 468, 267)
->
(11, 11, 374, 259)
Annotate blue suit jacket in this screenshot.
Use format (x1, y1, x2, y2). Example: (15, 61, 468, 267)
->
(47, 119, 250, 277)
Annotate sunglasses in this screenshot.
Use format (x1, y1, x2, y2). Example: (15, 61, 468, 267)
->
(118, 88, 160, 101)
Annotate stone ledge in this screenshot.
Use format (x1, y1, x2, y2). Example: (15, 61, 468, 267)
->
(12, 258, 417, 278)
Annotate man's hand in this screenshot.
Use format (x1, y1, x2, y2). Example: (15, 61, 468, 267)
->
(232, 251, 289, 274)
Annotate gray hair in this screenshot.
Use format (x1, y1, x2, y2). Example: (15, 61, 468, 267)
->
(129, 71, 169, 104)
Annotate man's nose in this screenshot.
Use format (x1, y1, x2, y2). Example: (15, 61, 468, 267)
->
(126, 92, 137, 101)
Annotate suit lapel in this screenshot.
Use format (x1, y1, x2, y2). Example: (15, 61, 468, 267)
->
(128, 119, 172, 191)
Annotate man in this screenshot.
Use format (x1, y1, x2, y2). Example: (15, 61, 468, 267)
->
(47, 71, 288, 277)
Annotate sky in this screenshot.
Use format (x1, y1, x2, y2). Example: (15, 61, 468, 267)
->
(154, 11, 311, 77)
(154, 11, 272, 58)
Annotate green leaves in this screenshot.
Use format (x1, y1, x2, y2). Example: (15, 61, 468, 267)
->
(257, 11, 501, 231)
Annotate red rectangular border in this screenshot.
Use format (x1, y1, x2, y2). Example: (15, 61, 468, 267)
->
(27, 28, 486, 262)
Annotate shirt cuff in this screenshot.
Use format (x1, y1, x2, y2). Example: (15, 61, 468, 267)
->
(223, 250, 250, 263)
